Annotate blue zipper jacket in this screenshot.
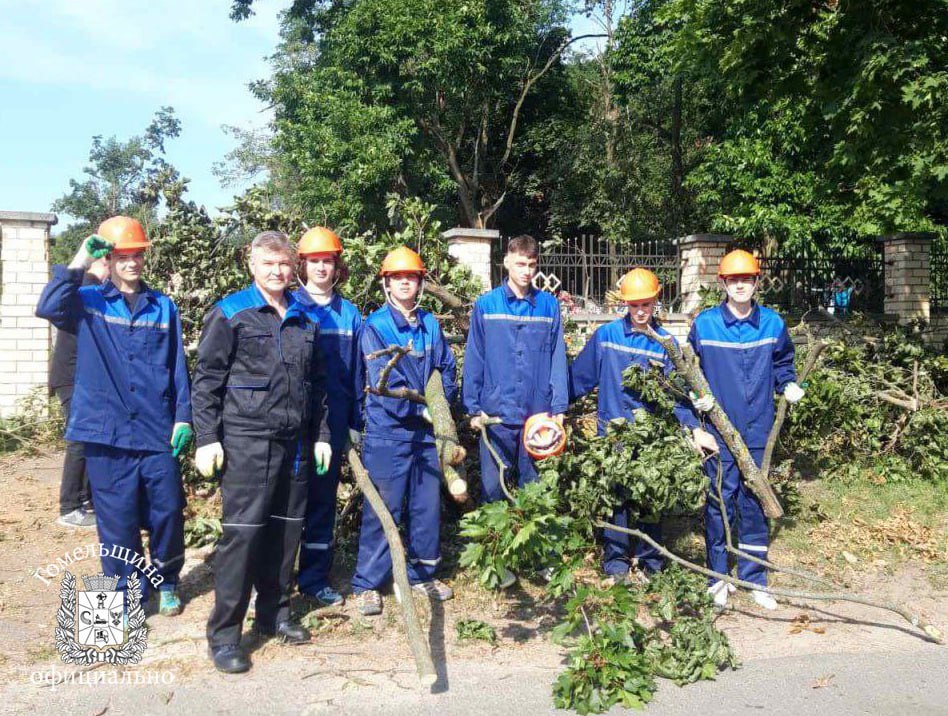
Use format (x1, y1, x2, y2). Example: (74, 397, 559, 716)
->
(292, 289, 365, 444)
(568, 316, 698, 435)
(362, 304, 457, 444)
(36, 265, 191, 452)
(688, 302, 796, 449)
(462, 283, 568, 424)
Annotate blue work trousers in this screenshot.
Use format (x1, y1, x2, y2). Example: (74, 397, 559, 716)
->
(84, 444, 185, 601)
(478, 423, 538, 504)
(704, 447, 769, 586)
(298, 435, 344, 595)
(602, 504, 664, 576)
(351, 438, 442, 592)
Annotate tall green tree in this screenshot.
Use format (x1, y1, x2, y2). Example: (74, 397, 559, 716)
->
(236, 0, 591, 231)
(50, 107, 183, 264)
(664, 0, 948, 250)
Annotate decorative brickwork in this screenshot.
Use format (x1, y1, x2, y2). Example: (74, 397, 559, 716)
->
(676, 234, 731, 315)
(0, 211, 57, 418)
(878, 233, 934, 324)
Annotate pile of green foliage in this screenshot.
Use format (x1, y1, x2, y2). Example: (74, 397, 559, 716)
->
(459, 363, 729, 712)
(785, 324, 948, 482)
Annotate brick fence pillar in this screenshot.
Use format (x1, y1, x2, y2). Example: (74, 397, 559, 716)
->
(441, 227, 500, 293)
(676, 233, 732, 315)
(878, 232, 933, 325)
(0, 211, 57, 418)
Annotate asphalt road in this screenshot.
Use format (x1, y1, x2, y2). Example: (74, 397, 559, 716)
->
(6, 646, 946, 715)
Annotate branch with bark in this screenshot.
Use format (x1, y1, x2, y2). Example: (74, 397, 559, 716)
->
(639, 324, 784, 518)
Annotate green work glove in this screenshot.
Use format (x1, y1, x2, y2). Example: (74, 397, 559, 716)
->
(171, 423, 194, 457)
(85, 234, 114, 259)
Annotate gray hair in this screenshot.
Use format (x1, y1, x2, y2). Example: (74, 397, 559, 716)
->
(250, 230, 296, 258)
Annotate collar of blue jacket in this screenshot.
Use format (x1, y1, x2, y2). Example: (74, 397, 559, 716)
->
(719, 300, 761, 328)
(385, 303, 430, 332)
(502, 279, 537, 305)
(293, 288, 343, 313)
(99, 278, 159, 306)
(219, 283, 307, 323)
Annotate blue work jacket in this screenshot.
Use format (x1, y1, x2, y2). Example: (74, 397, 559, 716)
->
(36, 265, 191, 452)
(293, 289, 365, 444)
(462, 282, 568, 425)
(568, 316, 698, 435)
(192, 285, 329, 447)
(362, 304, 457, 444)
(688, 302, 796, 450)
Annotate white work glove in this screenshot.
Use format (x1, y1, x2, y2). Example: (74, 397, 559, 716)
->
(690, 391, 715, 413)
(314, 442, 333, 475)
(469, 412, 489, 431)
(783, 382, 805, 404)
(691, 427, 720, 454)
(421, 407, 433, 424)
(348, 428, 362, 447)
(195, 442, 225, 478)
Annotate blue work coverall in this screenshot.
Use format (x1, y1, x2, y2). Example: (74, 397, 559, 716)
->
(292, 289, 364, 596)
(351, 305, 457, 593)
(193, 285, 330, 647)
(36, 266, 191, 599)
(462, 283, 568, 502)
(688, 302, 796, 587)
(569, 316, 698, 576)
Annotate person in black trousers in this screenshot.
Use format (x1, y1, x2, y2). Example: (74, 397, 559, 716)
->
(52, 257, 109, 529)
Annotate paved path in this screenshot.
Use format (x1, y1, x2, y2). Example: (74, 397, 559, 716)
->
(5, 646, 945, 715)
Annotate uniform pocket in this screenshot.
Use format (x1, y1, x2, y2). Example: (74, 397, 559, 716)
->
(226, 374, 270, 417)
(240, 329, 273, 363)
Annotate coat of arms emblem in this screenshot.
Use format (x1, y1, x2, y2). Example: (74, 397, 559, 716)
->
(55, 571, 148, 665)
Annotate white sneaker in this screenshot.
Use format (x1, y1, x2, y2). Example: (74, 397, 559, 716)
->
(708, 580, 735, 608)
(751, 589, 778, 610)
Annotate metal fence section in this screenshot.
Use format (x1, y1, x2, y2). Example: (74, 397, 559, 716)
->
(931, 239, 948, 314)
(494, 235, 682, 315)
(756, 250, 886, 316)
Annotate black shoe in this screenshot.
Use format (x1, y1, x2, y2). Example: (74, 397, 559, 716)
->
(254, 620, 311, 644)
(209, 644, 250, 674)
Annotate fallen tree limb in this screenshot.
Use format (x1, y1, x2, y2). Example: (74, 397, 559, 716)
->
(711, 462, 836, 590)
(425, 369, 468, 502)
(347, 446, 438, 686)
(366, 343, 427, 404)
(595, 519, 943, 644)
(641, 324, 783, 518)
(761, 337, 828, 478)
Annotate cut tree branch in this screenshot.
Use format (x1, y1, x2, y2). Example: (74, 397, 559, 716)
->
(348, 447, 437, 685)
(595, 520, 943, 644)
(640, 324, 784, 518)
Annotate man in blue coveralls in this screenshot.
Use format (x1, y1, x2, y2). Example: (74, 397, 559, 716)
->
(293, 226, 364, 607)
(462, 234, 568, 588)
(193, 231, 332, 673)
(689, 249, 804, 610)
(569, 268, 718, 583)
(352, 246, 457, 617)
(36, 216, 193, 617)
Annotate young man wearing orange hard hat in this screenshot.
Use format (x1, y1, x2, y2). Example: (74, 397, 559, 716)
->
(292, 226, 364, 608)
(36, 216, 193, 616)
(351, 246, 458, 617)
(568, 268, 716, 583)
(688, 250, 803, 611)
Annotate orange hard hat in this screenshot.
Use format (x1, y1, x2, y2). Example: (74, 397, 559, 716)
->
(97, 216, 150, 252)
(379, 246, 427, 276)
(718, 249, 760, 277)
(618, 268, 661, 302)
(523, 413, 567, 461)
(299, 226, 343, 256)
